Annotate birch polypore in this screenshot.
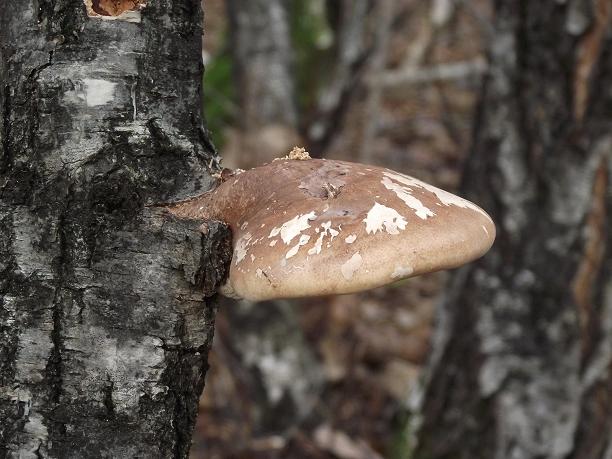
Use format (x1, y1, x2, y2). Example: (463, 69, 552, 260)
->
(168, 154, 495, 301)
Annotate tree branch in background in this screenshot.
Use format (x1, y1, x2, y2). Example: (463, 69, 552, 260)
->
(371, 57, 487, 88)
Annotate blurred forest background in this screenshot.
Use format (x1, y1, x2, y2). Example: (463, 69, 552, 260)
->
(192, 1, 612, 458)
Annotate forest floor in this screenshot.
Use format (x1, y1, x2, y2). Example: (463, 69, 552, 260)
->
(192, 1, 491, 457)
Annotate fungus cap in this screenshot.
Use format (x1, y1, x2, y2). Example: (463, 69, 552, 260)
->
(169, 157, 495, 301)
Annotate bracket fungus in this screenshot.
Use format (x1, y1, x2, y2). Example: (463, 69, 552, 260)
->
(168, 149, 495, 301)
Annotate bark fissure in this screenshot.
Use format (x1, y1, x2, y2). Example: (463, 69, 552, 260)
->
(102, 373, 115, 419)
(45, 180, 74, 410)
(1, 84, 11, 173)
(27, 51, 54, 83)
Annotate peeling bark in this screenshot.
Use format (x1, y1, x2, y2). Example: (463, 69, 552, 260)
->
(413, 1, 612, 458)
(0, 1, 231, 457)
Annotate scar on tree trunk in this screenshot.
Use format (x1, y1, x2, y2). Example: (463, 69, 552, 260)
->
(85, 0, 146, 18)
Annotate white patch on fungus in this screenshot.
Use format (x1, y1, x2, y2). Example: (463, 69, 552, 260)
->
(384, 171, 490, 218)
(381, 176, 434, 219)
(286, 234, 311, 259)
(241, 221, 248, 230)
(234, 232, 253, 265)
(309, 232, 325, 255)
(269, 240, 278, 247)
(482, 225, 489, 235)
(285, 246, 299, 259)
(363, 203, 407, 235)
(341, 252, 363, 280)
(345, 234, 357, 244)
(308, 221, 340, 255)
(391, 265, 414, 279)
(269, 211, 317, 244)
(82, 79, 117, 106)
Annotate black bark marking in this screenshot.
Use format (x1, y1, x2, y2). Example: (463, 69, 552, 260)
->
(102, 374, 115, 418)
(1, 85, 11, 173)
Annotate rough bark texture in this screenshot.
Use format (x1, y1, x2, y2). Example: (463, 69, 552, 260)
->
(0, 1, 231, 458)
(413, 1, 612, 458)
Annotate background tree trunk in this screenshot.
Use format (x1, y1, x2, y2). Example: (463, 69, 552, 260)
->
(228, 0, 296, 130)
(205, 0, 324, 442)
(0, 1, 230, 457)
(414, 1, 612, 458)
(308, 0, 370, 155)
(222, 0, 300, 168)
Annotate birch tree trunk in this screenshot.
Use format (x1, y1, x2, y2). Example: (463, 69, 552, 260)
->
(223, 0, 299, 168)
(228, 0, 296, 131)
(414, 1, 612, 458)
(0, 1, 230, 457)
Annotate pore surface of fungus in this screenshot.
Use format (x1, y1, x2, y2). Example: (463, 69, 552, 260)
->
(168, 157, 495, 301)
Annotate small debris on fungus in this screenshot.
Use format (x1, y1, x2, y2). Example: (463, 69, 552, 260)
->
(274, 146, 312, 161)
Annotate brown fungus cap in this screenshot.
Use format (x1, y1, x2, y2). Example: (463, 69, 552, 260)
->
(168, 155, 495, 301)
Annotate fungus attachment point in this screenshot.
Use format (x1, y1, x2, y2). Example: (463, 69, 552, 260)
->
(85, 0, 146, 22)
(168, 157, 496, 301)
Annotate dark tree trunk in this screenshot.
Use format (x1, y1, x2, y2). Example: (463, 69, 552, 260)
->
(414, 1, 612, 458)
(0, 1, 230, 457)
